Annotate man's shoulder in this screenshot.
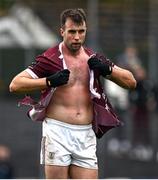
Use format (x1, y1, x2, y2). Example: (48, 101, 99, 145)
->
(43, 44, 60, 60)
(84, 46, 94, 55)
(35, 43, 63, 69)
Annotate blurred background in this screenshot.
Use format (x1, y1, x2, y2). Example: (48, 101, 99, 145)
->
(0, 0, 158, 178)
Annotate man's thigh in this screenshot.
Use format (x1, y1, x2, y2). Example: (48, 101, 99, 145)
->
(45, 165, 69, 179)
(69, 164, 98, 179)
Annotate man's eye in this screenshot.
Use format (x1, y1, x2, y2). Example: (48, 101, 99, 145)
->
(69, 30, 76, 34)
(79, 30, 85, 34)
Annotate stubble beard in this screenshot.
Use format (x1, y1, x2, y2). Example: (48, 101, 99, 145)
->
(69, 41, 85, 53)
(71, 43, 81, 52)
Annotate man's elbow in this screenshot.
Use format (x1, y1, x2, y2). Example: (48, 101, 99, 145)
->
(126, 71, 137, 90)
(9, 81, 18, 92)
(129, 78, 137, 90)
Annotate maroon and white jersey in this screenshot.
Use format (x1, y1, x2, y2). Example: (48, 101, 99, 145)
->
(21, 42, 121, 138)
(26, 44, 64, 79)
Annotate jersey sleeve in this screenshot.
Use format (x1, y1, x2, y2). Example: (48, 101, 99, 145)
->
(26, 55, 54, 78)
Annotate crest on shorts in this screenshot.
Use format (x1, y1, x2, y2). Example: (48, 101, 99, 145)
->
(48, 152, 55, 159)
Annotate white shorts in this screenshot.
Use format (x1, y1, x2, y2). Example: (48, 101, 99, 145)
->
(40, 118, 98, 169)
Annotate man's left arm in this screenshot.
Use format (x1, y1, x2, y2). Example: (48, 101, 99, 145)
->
(88, 55, 137, 90)
(107, 65, 137, 89)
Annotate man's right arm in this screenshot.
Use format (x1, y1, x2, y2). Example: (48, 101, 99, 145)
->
(9, 69, 70, 93)
(9, 70, 47, 93)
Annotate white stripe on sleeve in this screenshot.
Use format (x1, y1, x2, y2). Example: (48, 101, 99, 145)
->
(25, 68, 39, 79)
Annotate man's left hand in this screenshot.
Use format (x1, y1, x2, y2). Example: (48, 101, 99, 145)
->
(88, 56, 112, 77)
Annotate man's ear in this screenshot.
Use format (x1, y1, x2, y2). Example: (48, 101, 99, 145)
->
(60, 28, 64, 37)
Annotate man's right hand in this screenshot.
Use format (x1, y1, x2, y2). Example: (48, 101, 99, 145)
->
(46, 69, 70, 87)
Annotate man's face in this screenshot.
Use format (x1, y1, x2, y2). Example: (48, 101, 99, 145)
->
(60, 18, 87, 52)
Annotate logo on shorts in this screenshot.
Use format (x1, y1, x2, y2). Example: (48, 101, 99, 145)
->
(48, 152, 55, 159)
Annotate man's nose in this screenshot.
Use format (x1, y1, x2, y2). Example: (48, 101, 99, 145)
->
(74, 32, 80, 40)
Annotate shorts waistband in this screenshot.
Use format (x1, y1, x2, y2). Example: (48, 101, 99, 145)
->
(44, 117, 92, 130)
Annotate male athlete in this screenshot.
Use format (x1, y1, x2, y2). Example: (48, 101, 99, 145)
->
(9, 8, 136, 179)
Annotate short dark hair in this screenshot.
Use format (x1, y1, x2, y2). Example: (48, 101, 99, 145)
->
(60, 8, 87, 27)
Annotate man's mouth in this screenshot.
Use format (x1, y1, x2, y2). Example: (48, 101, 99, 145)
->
(72, 43, 81, 47)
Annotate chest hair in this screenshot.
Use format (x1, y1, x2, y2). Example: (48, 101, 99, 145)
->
(65, 56, 89, 85)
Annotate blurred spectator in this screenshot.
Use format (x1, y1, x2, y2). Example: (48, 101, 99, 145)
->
(105, 79, 131, 157)
(129, 72, 153, 161)
(107, 46, 153, 161)
(0, 145, 14, 178)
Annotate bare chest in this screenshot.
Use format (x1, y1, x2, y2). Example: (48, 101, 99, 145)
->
(64, 55, 90, 85)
